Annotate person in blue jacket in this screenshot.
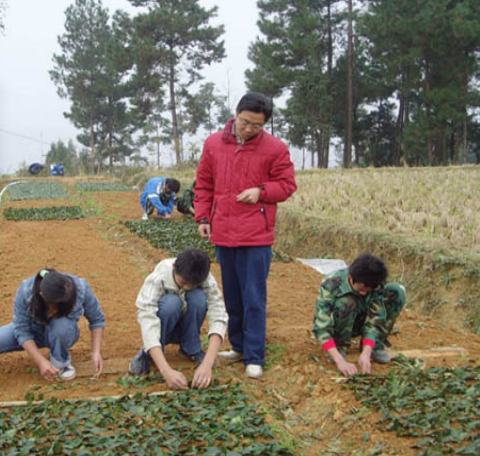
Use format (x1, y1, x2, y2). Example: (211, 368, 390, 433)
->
(140, 177, 181, 220)
(0, 269, 105, 381)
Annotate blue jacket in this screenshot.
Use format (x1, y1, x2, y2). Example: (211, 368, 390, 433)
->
(140, 177, 175, 215)
(12, 275, 106, 346)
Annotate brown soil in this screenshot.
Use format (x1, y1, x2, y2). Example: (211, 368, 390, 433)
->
(1, 186, 480, 455)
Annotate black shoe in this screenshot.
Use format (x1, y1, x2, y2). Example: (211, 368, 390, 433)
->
(177, 348, 206, 364)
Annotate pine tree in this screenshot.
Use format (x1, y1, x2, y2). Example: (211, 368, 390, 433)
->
(51, 0, 135, 173)
(129, 0, 225, 165)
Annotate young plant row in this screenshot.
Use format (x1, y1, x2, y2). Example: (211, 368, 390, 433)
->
(124, 219, 290, 262)
(124, 219, 216, 258)
(0, 384, 293, 456)
(348, 361, 480, 455)
(75, 182, 133, 192)
(7, 182, 70, 200)
(3, 206, 84, 221)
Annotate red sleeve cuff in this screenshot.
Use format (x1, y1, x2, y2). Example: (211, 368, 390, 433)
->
(362, 339, 376, 348)
(322, 339, 336, 351)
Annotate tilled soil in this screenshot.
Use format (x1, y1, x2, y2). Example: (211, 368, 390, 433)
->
(1, 186, 480, 455)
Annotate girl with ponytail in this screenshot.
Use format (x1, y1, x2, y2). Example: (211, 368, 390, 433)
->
(0, 269, 105, 381)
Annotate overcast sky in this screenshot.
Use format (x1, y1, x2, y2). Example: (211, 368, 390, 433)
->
(0, 0, 260, 174)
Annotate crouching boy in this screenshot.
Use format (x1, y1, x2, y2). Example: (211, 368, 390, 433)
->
(313, 253, 406, 377)
(129, 249, 228, 390)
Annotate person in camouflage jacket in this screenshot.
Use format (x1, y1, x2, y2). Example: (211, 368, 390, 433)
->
(176, 181, 196, 217)
(313, 253, 406, 377)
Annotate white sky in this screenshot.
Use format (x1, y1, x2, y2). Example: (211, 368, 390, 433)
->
(0, 0, 262, 174)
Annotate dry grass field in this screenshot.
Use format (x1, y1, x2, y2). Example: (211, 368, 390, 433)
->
(286, 166, 480, 255)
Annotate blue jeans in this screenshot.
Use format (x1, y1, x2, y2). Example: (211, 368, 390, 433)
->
(0, 318, 80, 368)
(215, 246, 272, 366)
(158, 288, 207, 355)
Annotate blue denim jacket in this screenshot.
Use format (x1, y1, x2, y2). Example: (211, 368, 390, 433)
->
(140, 177, 175, 215)
(12, 274, 106, 346)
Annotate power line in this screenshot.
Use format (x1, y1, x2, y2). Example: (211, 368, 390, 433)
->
(0, 127, 51, 145)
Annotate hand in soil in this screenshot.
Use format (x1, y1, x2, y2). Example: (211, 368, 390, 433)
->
(191, 363, 213, 389)
(91, 351, 103, 378)
(337, 358, 358, 377)
(358, 351, 372, 374)
(164, 368, 189, 390)
(39, 359, 59, 381)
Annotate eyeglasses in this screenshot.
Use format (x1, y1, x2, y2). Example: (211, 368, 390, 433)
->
(236, 116, 265, 131)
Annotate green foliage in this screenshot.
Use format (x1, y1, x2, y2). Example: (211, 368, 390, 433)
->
(3, 206, 84, 221)
(75, 182, 132, 192)
(0, 384, 293, 455)
(7, 182, 69, 200)
(348, 363, 480, 455)
(124, 218, 215, 258)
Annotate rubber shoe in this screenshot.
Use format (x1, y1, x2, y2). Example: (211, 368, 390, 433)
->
(245, 364, 263, 379)
(141, 212, 149, 221)
(177, 348, 206, 364)
(216, 350, 243, 364)
(372, 349, 391, 364)
(58, 364, 76, 381)
(129, 349, 152, 375)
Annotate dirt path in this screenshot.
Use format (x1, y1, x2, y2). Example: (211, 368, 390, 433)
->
(1, 188, 480, 455)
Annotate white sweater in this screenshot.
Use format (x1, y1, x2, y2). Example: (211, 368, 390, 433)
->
(136, 258, 228, 352)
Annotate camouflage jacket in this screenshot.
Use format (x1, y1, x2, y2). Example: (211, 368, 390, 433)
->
(312, 268, 387, 349)
(176, 182, 195, 215)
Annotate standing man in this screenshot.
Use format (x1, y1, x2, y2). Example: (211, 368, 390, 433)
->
(140, 177, 180, 220)
(195, 92, 297, 379)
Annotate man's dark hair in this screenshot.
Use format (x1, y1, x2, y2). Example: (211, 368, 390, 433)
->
(174, 249, 211, 285)
(165, 178, 181, 194)
(236, 92, 273, 122)
(348, 253, 388, 289)
(31, 269, 77, 323)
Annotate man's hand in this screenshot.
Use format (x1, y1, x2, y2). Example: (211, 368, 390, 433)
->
(236, 187, 261, 204)
(191, 362, 213, 389)
(198, 223, 211, 239)
(91, 351, 103, 378)
(163, 368, 189, 390)
(38, 358, 59, 381)
(337, 358, 358, 377)
(358, 345, 373, 374)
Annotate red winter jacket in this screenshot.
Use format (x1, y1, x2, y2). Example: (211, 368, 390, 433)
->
(195, 118, 297, 247)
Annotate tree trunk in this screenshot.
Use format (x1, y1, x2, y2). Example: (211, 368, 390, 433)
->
(463, 67, 468, 164)
(315, 131, 324, 169)
(394, 94, 405, 166)
(109, 131, 113, 175)
(90, 117, 95, 174)
(156, 123, 161, 169)
(344, 0, 354, 168)
(168, 60, 181, 165)
(323, 0, 332, 170)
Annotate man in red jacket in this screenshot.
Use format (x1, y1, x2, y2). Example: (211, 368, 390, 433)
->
(195, 92, 297, 379)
